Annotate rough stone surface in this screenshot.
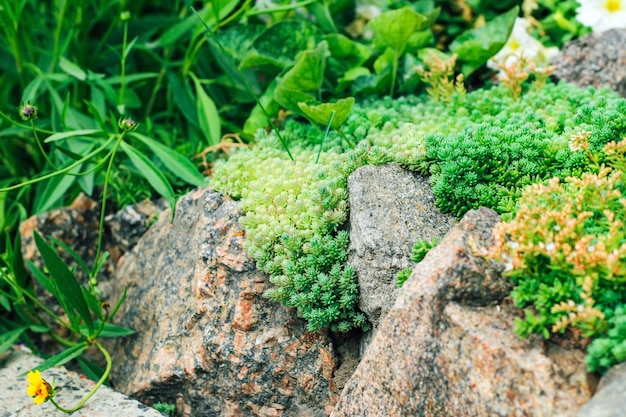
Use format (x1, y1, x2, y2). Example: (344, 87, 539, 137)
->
(331, 208, 595, 417)
(577, 362, 626, 417)
(0, 345, 164, 417)
(20, 193, 163, 283)
(552, 29, 626, 97)
(105, 188, 340, 417)
(346, 163, 457, 333)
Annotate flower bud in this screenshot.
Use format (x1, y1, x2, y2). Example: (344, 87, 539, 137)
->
(118, 116, 138, 131)
(19, 103, 38, 121)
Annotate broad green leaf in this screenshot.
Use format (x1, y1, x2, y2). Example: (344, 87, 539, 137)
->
(243, 20, 323, 68)
(44, 129, 102, 143)
(274, 41, 328, 114)
(374, 47, 395, 74)
(30, 342, 88, 373)
(369, 7, 430, 53)
(351, 66, 392, 96)
(189, 73, 221, 147)
(215, 24, 265, 63)
(325, 33, 372, 76)
(129, 132, 207, 187)
(0, 327, 28, 355)
(449, 6, 518, 75)
(337, 67, 371, 92)
(120, 141, 176, 213)
(34, 232, 94, 334)
(59, 57, 87, 81)
(298, 97, 355, 129)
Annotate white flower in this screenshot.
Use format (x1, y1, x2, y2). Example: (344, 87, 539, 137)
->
(575, 0, 626, 33)
(487, 18, 555, 71)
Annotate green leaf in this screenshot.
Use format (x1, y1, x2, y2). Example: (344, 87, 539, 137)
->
(298, 97, 355, 129)
(189, 73, 221, 147)
(33, 232, 94, 334)
(449, 6, 519, 75)
(33, 168, 78, 214)
(26, 260, 59, 301)
(167, 72, 200, 130)
(49, 237, 91, 275)
(129, 132, 207, 188)
(120, 141, 176, 213)
(337, 67, 371, 92)
(369, 7, 430, 53)
(59, 57, 87, 81)
(325, 33, 372, 70)
(44, 129, 103, 143)
(243, 80, 280, 139)
(0, 327, 28, 355)
(242, 20, 323, 68)
(30, 342, 88, 374)
(81, 287, 104, 321)
(76, 356, 106, 384)
(215, 24, 265, 63)
(274, 41, 328, 114)
(81, 322, 134, 338)
(374, 47, 395, 75)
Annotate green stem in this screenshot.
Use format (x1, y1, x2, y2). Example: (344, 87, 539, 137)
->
(0, 110, 56, 135)
(49, 341, 112, 413)
(390, 48, 399, 98)
(337, 128, 355, 149)
(92, 132, 126, 276)
(30, 119, 57, 169)
(0, 136, 115, 193)
(118, 16, 129, 114)
(49, 0, 69, 72)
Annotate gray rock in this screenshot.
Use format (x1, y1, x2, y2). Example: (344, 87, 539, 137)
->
(347, 163, 457, 333)
(20, 193, 164, 284)
(552, 29, 626, 97)
(105, 188, 340, 417)
(331, 208, 594, 417)
(0, 345, 165, 417)
(577, 362, 626, 417)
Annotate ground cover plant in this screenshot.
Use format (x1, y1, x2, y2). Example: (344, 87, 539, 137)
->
(2, 0, 626, 412)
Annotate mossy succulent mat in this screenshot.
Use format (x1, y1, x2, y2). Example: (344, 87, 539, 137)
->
(213, 80, 626, 373)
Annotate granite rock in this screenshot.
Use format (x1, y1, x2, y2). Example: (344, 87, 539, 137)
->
(106, 188, 340, 417)
(0, 345, 164, 417)
(577, 362, 626, 417)
(331, 208, 595, 417)
(552, 29, 626, 97)
(346, 163, 457, 333)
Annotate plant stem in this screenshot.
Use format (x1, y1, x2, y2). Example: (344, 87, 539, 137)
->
(0, 136, 115, 193)
(49, 341, 112, 413)
(118, 16, 129, 115)
(49, 0, 69, 72)
(92, 132, 126, 276)
(30, 119, 57, 169)
(389, 49, 399, 98)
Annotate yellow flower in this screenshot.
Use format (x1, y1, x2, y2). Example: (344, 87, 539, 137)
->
(26, 370, 52, 404)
